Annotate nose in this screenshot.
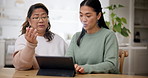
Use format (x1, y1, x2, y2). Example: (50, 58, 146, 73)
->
(38, 17, 44, 22)
(81, 16, 87, 22)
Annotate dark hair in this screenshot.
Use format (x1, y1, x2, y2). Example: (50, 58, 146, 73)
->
(77, 0, 109, 46)
(21, 3, 54, 42)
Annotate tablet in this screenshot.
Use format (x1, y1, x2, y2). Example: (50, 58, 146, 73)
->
(36, 56, 75, 77)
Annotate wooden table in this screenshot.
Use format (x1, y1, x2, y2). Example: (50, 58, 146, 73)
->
(0, 68, 148, 78)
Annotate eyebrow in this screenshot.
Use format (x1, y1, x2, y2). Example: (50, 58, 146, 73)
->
(80, 12, 91, 15)
(33, 13, 47, 16)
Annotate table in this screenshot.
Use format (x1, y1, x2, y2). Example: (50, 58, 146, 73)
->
(0, 68, 148, 78)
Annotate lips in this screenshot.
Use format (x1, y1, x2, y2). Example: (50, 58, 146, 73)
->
(83, 24, 87, 27)
(38, 25, 45, 27)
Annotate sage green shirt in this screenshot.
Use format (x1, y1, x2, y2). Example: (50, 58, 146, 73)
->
(66, 28, 119, 74)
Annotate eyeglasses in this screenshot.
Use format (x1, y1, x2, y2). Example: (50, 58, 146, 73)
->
(32, 16, 49, 21)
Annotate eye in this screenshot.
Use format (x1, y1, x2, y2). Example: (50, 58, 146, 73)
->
(80, 14, 83, 17)
(32, 17, 39, 19)
(42, 17, 46, 19)
(86, 16, 91, 18)
(42, 16, 49, 20)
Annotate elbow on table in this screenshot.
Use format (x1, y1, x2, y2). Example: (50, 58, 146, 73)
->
(13, 60, 33, 71)
(14, 64, 32, 71)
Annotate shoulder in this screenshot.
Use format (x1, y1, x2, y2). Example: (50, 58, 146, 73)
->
(16, 34, 26, 42)
(15, 34, 27, 46)
(14, 34, 27, 52)
(73, 32, 81, 38)
(53, 34, 68, 46)
(53, 34, 66, 42)
(101, 28, 118, 44)
(17, 34, 25, 38)
(54, 34, 64, 40)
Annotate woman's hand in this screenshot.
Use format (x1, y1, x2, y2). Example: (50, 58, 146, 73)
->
(74, 64, 84, 73)
(25, 27, 38, 44)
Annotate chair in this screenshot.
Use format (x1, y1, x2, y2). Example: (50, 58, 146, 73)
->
(119, 49, 128, 74)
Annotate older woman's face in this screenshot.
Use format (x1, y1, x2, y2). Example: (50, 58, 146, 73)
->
(28, 8, 49, 34)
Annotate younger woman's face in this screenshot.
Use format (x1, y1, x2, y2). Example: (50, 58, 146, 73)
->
(28, 8, 49, 35)
(80, 6, 101, 33)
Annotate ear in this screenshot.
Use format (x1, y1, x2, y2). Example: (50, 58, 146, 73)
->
(97, 12, 101, 20)
(27, 18, 31, 26)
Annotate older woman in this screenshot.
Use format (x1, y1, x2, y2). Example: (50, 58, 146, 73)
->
(13, 3, 68, 70)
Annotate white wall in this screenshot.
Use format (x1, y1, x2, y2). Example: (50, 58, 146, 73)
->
(0, 40, 5, 68)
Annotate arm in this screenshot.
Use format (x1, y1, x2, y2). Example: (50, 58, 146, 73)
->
(65, 33, 77, 62)
(13, 42, 37, 70)
(80, 32, 119, 74)
(13, 28, 38, 70)
(65, 33, 85, 73)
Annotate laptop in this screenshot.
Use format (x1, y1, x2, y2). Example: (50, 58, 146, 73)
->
(35, 56, 76, 77)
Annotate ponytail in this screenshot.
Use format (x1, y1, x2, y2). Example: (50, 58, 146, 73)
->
(77, 28, 86, 46)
